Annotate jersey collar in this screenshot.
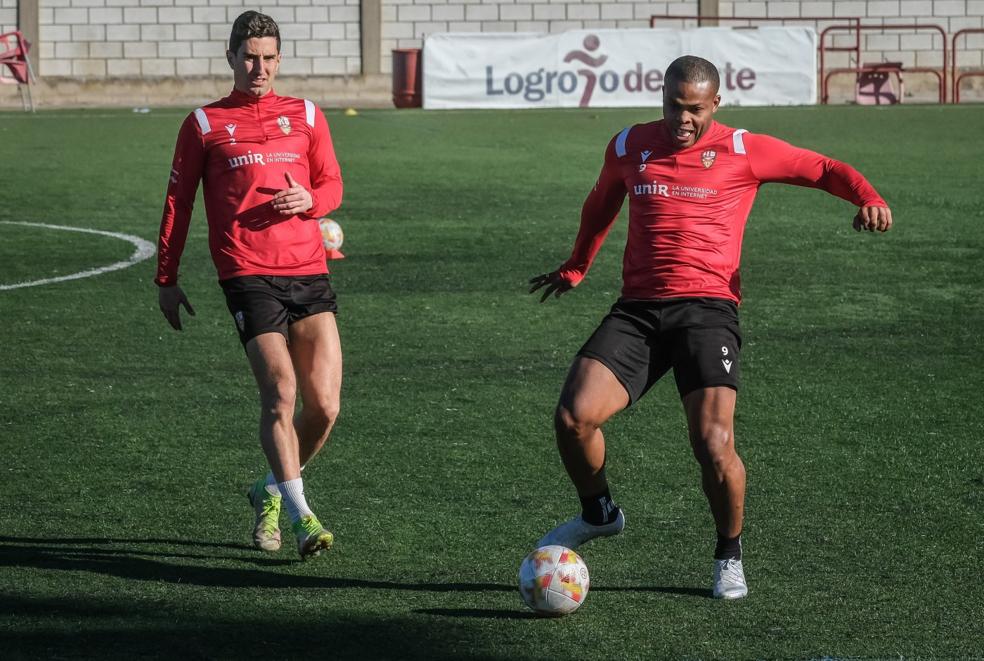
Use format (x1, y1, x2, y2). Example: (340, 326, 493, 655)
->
(229, 88, 279, 105)
(662, 119, 721, 154)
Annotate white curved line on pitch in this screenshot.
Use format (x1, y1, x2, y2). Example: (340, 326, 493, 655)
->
(0, 221, 157, 291)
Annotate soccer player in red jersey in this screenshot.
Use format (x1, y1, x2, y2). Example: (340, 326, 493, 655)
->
(156, 11, 344, 560)
(530, 55, 893, 598)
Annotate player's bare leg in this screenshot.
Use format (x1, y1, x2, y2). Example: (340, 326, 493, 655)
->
(242, 332, 295, 551)
(537, 357, 629, 549)
(288, 311, 342, 466)
(248, 332, 303, 481)
(247, 332, 332, 559)
(555, 357, 629, 496)
(683, 385, 748, 598)
(247, 313, 341, 551)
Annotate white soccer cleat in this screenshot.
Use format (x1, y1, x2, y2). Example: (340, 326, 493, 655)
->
(713, 558, 748, 599)
(536, 509, 625, 550)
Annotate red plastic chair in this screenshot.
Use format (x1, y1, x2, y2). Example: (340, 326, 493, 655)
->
(855, 62, 904, 105)
(0, 31, 36, 112)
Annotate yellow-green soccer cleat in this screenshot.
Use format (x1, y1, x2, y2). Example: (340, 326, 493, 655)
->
(246, 478, 282, 552)
(292, 514, 334, 560)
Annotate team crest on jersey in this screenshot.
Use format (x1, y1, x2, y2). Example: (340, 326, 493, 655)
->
(277, 116, 291, 135)
(701, 150, 717, 168)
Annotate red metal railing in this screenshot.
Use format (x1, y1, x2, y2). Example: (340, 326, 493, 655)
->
(651, 15, 959, 104)
(820, 24, 947, 104)
(952, 28, 984, 103)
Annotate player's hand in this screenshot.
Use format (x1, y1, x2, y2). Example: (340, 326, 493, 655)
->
(529, 271, 574, 303)
(853, 205, 893, 233)
(159, 285, 195, 331)
(272, 172, 313, 216)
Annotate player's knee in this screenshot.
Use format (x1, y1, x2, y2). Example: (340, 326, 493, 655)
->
(690, 423, 735, 468)
(259, 381, 297, 420)
(554, 403, 597, 443)
(305, 397, 340, 431)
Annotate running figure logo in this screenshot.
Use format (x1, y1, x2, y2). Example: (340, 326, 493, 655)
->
(563, 35, 608, 108)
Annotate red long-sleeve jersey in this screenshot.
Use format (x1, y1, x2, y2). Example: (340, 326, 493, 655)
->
(156, 89, 343, 286)
(560, 120, 886, 303)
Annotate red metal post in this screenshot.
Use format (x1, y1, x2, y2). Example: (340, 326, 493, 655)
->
(951, 28, 984, 103)
(820, 24, 947, 104)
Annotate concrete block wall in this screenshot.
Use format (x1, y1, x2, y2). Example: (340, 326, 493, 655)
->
(380, 2, 699, 74)
(3, 0, 982, 105)
(379, 0, 983, 77)
(36, 0, 362, 78)
(720, 0, 984, 69)
(2, 0, 17, 35)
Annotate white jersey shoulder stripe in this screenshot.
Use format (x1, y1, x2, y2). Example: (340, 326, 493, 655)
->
(614, 127, 631, 157)
(304, 99, 316, 127)
(733, 128, 748, 154)
(193, 108, 211, 134)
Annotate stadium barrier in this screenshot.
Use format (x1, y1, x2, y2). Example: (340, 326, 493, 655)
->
(820, 24, 947, 104)
(422, 29, 817, 109)
(855, 62, 904, 105)
(0, 30, 36, 112)
(650, 15, 961, 105)
(952, 29, 984, 103)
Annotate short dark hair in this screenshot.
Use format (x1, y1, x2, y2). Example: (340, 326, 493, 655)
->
(665, 55, 720, 92)
(229, 11, 281, 55)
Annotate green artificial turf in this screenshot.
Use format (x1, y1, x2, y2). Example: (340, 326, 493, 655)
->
(0, 104, 981, 659)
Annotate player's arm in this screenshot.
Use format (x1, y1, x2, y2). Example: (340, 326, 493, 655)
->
(744, 132, 893, 233)
(302, 107, 343, 218)
(156, 113, 203, 330)
(529, 139, 627, 302)
(272, 106, 343, 217)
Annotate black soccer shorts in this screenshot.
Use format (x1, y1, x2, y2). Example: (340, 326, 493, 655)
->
(220, 274, 337, 347)
(576, 297, 742, 403)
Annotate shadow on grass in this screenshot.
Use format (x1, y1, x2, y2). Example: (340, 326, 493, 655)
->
(599, 584, 711, 598)
(0, 595, 517, 660)
(0, 536, 511, 593)
(416, 607, 539, 620)
(0, 535, 710, 598)
(0, 534, 251, 551)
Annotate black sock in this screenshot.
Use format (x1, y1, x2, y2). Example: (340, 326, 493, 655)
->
(579, 488, 619, 526)
(714, 532, 742, 560)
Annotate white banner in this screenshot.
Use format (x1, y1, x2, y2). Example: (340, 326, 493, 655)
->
(423, 28, 817, 109)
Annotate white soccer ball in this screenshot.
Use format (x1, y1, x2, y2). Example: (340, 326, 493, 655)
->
(518, 545, 590, 616)
(318, 218, 344, 251)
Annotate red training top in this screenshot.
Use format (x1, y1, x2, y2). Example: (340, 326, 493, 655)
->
(559, 120, 886, 303)
(156, 89, 343, 286)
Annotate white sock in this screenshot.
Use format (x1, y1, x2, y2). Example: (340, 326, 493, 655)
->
(278, 478, 314, 522)
(264, 464, 303, 497)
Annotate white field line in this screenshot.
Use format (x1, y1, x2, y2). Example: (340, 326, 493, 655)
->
(0, 221, 156, 291)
